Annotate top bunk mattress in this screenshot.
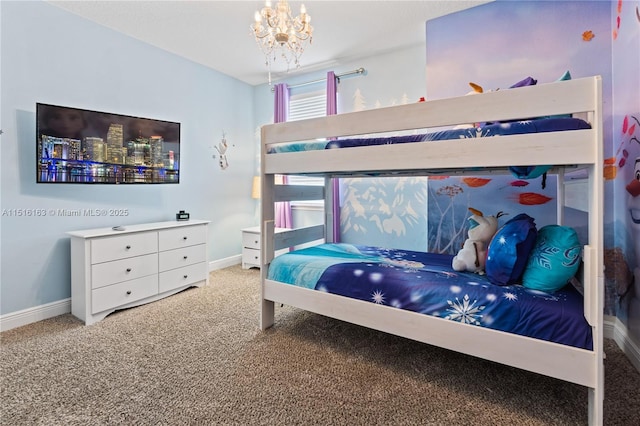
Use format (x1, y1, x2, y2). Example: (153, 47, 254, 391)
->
(267, 243, 592, 350)
(267, 117, 591, 153)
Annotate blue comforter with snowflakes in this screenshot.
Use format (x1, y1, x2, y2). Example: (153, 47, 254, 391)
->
(267, 117, 591, 153)
(267, 243, 592, 350)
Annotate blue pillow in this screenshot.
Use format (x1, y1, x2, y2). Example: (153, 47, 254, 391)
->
(485, 213, 537, 286)
(522, 225, 581, 293)
(509, 76, 537, 88)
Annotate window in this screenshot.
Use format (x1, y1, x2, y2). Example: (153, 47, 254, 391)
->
(289, 90, 326, 122)
(288, 89, 327, 207)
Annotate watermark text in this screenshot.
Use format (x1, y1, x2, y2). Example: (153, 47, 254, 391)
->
(2, 208, 129, 217)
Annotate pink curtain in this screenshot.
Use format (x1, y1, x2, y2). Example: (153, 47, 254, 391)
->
(273, 83, 289, 123)
(273, 83, 293, 229)
(326, 71, 340, 242)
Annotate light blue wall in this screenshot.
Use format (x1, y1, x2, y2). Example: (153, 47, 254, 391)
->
(0, 1, 256, 315)
(333, 46, 427, 112)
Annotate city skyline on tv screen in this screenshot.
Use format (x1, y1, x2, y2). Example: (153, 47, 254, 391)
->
(36, 103, 180, 184)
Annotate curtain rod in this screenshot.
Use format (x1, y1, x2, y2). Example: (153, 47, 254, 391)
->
(271, 67, 366, 92)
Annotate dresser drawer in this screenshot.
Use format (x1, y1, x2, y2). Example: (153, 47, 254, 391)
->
(159, 262, 207, 293)
(91, 232, 157, 264)
(91, 253, 158, 289)
(242, 232, 261, 250)
(91, 274, 158, 314)
(159, 225, 206, 251)
(158, 244, 206, 272)
(242, 247, 260, 265)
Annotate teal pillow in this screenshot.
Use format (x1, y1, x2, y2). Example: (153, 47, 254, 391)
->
(522, 225, 581, 293)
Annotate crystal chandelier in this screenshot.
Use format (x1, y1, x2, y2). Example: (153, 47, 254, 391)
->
(251, 0, 313, 83)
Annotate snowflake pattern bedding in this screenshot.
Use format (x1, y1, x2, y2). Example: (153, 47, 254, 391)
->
(267, 117, 591, 153)
(267, 243, 592, 350)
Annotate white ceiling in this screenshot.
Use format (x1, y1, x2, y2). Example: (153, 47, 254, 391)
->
(47, 1, 490, 86)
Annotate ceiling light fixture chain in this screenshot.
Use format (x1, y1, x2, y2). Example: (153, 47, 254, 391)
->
(251, 0, 313, 84)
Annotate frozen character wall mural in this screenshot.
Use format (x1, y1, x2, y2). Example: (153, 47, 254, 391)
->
(609, 0, 640, 351)
(339, 1, 637, 341)
(428, 174, 557, 256)
(603, 114, 640, 316)
(424, 0, 613, 297)
(340, 177, 428, 251)
(621, 113, 640, 336)
(627, 156, 640, 333)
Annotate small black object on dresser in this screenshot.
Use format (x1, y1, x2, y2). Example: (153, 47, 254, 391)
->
(176, 210, 190, 221)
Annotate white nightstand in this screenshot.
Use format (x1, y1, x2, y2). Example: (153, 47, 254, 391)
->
(241, 226, 287, 269)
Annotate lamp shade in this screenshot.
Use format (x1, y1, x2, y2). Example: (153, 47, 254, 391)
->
(251, 176, 261, 199)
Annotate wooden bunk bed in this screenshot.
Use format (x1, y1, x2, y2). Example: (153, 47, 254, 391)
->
(259, 76, 604, 425)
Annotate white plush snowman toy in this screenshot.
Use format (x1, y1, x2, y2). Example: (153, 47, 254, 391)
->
(452, 208, 504, 274)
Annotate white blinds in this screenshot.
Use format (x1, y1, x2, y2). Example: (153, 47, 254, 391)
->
(287, 90, 327, 198)
(288, 90, 326, 122)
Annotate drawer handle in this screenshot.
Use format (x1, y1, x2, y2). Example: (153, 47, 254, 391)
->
(254, 240, 259, 244)
(183, 236, 188, 240)
(126, 268, 132, 273)
(183, 275, 188, 279)
(254, 256, 259, 260)
(183, 256, 188, 260)
(125, 245, 131, 250)
(126, 290, 132, 295)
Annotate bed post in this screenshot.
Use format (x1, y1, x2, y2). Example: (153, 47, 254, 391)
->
(260, 126, 275, 330)
(325, 176, 335, 243)
(586, 75, 604, 426)
(260, 215, 275, 330)
(261, 289, 275, 330)
(556, 168, 565, 226)
(260, 205, 276, 329)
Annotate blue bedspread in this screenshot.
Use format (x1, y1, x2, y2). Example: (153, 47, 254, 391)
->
(267, 117, 591, 153)
(267, 243, 592, 350)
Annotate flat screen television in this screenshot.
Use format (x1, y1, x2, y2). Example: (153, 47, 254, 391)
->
(36, 103, 180, 184)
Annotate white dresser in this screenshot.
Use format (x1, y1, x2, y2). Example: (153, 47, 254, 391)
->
(241, 226, 287, 269)
(68, 220, 209, 325)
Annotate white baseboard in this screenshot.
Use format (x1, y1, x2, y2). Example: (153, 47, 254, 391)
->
(0, 255, 242, 333)
(209, 254, 241, 271)
(0, 298, 71, 332)
(604, 315, 640, 373)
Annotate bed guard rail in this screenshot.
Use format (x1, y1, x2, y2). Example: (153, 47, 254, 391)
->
(274, 184, 324, 202)
(262, 222, 325, 264)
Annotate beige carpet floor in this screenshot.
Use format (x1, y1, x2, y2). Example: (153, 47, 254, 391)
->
(1, 265, 639, 425)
